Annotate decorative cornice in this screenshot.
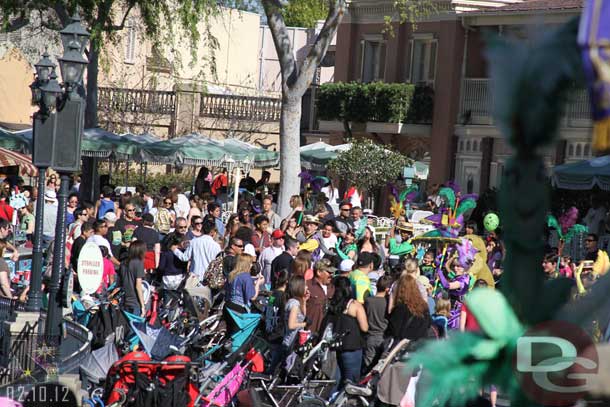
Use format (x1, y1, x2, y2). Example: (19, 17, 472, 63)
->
(344, 0, 456, 24)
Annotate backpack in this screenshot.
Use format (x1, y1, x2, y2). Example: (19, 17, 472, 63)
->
(203, 252, 226, 289)
(155, 208, 172, 234)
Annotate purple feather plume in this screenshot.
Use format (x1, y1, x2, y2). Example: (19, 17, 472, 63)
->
(388, 183, 399, 201)
(444, 180, 461, 194)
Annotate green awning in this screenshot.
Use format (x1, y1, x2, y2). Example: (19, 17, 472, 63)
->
(552, 155, 610, 190)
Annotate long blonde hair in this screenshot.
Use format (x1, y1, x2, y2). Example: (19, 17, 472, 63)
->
(228, 254, 253, 283)
(290, 195, 303, 209)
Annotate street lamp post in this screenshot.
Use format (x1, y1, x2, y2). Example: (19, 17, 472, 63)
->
(29, 13, 89, 342)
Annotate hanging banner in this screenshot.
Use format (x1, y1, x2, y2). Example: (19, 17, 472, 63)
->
(77, 242, 104, 294)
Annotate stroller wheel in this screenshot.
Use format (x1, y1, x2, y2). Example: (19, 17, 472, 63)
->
(91, 387, 104, 399)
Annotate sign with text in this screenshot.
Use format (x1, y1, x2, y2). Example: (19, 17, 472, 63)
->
(77, 243, 103, 294)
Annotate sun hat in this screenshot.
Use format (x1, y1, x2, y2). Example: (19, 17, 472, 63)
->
(44, 190, 57, 203)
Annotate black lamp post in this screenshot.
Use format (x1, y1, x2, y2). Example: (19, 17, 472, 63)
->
(28, 13, 89, 342)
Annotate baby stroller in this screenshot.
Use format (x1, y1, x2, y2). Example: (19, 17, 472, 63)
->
(225, 308, 261, 353)
(80, 340, 120, 402)
(104, 351, 199, 407)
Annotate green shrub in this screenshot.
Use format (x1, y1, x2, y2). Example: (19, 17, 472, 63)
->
(101, 168, 195, 195)
(317, 82, 434, 124)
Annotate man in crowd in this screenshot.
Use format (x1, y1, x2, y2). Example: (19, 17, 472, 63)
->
(271, 237, 299, 287)
(351, 206, 364, 230)
(71, 222, 94, 272)
(320, 221, 338, 255)
(141, 190, 154, 215)
(115, 202, 141, 243)
(334, 201, 354, 237)
(585, 233, 600, 261)
(262, 195, 282, 230)
(388, 221, 415, 257)
(298, 215, 321, 254)
(306, 258, 335, 335)
(172, 219, 221, 281)
(0, 219, 19, 261)
(258, 229, 285, 285)
(68, 208, 89, 241)
(207, 202, 225, 239)
(252, 215, 271, 255)
(187, 216, 204, 240)
(162, 217, 189, 250)
(349, 252, 374, 303)
(223, 237, 244, 277)
(87, 220, 120, 266)
(103, 212, 125, 263)
(42, 190, 58, 249)
(583, 195, 607, 236)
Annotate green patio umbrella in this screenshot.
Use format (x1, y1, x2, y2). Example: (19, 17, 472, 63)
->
(300, 142, 351, 170)
(552, 155, 610, 190)
(0, 128, 32, 153)
(222, 138, 279, 168)
(140, 133, 226, 166)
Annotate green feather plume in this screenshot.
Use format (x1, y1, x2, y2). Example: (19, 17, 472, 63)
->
(398, 185, 418, 202)
(563, 224, 588, 244)
(438, 187, 456, 209)
(455, 198, 477, 218)
(546, 214, 562, 239)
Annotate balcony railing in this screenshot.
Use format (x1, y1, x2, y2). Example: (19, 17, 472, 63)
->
(199, 94, 281, 122)
(98, 87, 176, 115)
(459, 78, 592, 127)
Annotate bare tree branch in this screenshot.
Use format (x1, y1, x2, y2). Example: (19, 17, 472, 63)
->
(294, 0, 344, 92)
(104, 3, 135, 31)
(261, 1, 298, 90)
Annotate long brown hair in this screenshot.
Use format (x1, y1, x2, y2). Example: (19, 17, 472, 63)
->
(393, 274, 428, 318)
(292, 256, 310, 277)
(287, 274, 307, 309)
(229, 254, 253, 283)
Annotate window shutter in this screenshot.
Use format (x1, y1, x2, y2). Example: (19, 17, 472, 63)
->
(377, 42, 386, 82)
(428, 40, 438, 84)
(358, 40, 365, 82)
(406, 39, 413, 82)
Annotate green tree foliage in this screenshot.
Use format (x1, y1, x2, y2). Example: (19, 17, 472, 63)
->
(282, 0, 328, 28)
(328, 138, 411, 191)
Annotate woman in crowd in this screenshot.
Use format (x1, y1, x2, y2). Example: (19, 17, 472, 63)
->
(282, 275, 309, 352)
(224, 254, 265, 334)
(336, 230, 357, 260)
(158, 234, 188, 290)
(224, 214, 241, 242)
(154, 196, 175, 239)
(187, 195, 203, 225)
(386, 274, 431, 344)
(98, 245, 116, 293)
(326, 276, 368, 386)
(19, 203, 34, 241)
(266, 269, 289, 374)
(357, 226, 385, 263)
(282, 216, 301, 240)
(238, 207, 253, 229)
(118, 240, 146, 316)
(133, 213, 161, 274)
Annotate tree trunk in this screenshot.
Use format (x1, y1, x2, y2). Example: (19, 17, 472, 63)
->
(277, 96, 302, 217)
(81, 40, 100, 203)
(85, 40, 100, 128)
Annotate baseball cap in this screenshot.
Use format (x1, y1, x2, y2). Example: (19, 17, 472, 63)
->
(271, 229, 285, 239)
(103, 212, 117, 222)
(357, 252, 376, 267)
(244, 244, 256, 257)
(339, 259, 355, 272)
(314, 258, 337, 274)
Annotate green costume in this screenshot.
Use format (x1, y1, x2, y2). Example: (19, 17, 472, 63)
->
(388, 237, 414, 256)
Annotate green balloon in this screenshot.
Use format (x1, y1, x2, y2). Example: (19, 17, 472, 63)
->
(484, 213, 500, 232)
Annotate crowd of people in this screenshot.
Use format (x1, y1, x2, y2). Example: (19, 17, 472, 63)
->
(0, 165, 608, 405)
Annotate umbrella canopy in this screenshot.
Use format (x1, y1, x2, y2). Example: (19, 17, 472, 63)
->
(140, 133, 225, 166)
(300, 143, 351, 170)
(0, 128, 31, 154)
(222, 138, 279, 168)
(552, 155, 610, 190)
(0, 147, 38, 176)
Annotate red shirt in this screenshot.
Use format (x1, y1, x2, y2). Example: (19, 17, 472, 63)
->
(462, 303, 481, 332)
(0, 200, 13, 222)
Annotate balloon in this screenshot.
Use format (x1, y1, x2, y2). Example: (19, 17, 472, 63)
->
(484, 213, 500, 232)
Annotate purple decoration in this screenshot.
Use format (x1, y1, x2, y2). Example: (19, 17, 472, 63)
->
(578, 0, 610, 122)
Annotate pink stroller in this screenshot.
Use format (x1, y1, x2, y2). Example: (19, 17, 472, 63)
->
(199, 360, 253, 407)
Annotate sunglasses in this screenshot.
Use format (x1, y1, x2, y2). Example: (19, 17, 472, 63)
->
(233, 244, 244, 248)
(586, 239, 596, 242)
(164, 201, 172, 205)
(340, 208, 350, 211)
(126, 209, 135, 212)
(194, 222, 203, 225)
(177, 225, 188, 229)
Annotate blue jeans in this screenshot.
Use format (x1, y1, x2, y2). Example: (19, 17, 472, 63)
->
(338, 349, 362, 386)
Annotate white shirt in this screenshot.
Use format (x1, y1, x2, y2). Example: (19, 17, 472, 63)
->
(172, 234, 221, 280)
(322, 234, 338, 251)
(87, 234, 114, 257)
(175, 193, 190, 218)
(258, 245, 284, 284)
(350, 190, 362, 208)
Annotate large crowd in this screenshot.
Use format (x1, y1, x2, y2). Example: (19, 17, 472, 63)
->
(0, 166, 608, 407)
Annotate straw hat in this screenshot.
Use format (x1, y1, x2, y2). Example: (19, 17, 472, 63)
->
(395, 221, 414, 232)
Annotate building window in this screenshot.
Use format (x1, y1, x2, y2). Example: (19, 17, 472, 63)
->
(360, 37, 386, 83)
(584, 143, 591, 157)
(409, 37, 437, 86)
(124, 18, 137, 64)
(576, 144, 582, 157)
(568, 144, 574, 157)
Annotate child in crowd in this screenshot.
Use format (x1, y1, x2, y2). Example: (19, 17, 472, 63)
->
(419, 250, 436, 280)
(363, 274, 393, 371)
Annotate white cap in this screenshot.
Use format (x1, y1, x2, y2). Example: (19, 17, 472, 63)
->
(103, 212, 117, 222)
(339, 259, 355, 272)
(244, 243, 256, 257)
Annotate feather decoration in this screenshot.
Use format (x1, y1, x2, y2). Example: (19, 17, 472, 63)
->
(399, 185, 418, 202)
(388, 183, 399, 201)
(546, 214, 562, 239)
(444, 180, 461, 194)
(559, 206, 579, 234)
(298, 171, 314, 186)
(389, 196, 404, 219)
(405, 191, 418, 203)
(438, 187, 456, 209)
(563, 223, 588, 244)
(310, 176, 328, 192)
(455, 197, 477, 218)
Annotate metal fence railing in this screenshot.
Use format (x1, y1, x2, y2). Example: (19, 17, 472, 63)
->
(199, 93, 282, 122)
